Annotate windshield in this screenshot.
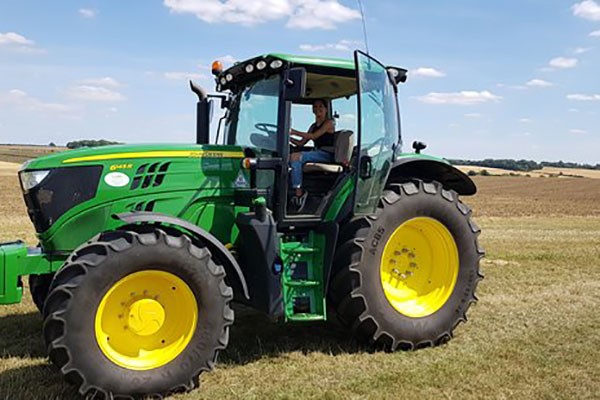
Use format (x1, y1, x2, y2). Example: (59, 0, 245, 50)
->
(225, 75, 280, 152)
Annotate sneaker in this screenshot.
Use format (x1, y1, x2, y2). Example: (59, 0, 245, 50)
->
(296, 191, 309, 213)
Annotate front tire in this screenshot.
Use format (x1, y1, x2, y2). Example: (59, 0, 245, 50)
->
(43, 228, 234, 398)
(29, 273, 54, 314)
(330, 181, 484, 350)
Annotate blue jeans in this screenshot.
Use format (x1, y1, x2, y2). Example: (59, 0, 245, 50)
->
(290, 149, 334, 189)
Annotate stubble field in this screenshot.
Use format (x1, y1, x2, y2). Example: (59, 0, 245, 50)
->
(0, 162, 599, 399)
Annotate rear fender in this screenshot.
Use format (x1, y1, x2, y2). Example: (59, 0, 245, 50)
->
(388, 156, 476, 195)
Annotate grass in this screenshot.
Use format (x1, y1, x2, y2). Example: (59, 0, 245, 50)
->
(0, 162, 599, 399)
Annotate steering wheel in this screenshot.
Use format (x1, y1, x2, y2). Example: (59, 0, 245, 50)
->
(249, 122, 278, 149)
(254, 123, 278, 137)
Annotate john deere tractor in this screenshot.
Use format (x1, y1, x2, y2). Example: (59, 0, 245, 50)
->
(0, 51, 483, 398)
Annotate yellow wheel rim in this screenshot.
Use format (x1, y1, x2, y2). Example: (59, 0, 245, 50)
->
(380, 217, 459, 318)
(95, 270, 198, 370)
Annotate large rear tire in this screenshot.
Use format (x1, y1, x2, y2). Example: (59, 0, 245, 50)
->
(43, 228, 234, 398)
(330, 181, 484, 350)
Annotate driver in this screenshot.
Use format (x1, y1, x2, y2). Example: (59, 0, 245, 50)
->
(289, 99, 335, 212)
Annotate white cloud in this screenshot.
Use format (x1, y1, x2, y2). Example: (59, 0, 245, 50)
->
(567, 93, 600, 101)
(300, 39, 361, 52)
(0, 32, 34, 46)
(415, 91, 502, 105)
(569, 129, 588, 134)
(523, 132, 532, 136)
(520, 118, 532, 123)
(591, 30, 600, 37)
(572, 0, 600, 21)
(164, 0, 359, 29)
(164, 71, 206, 80)
(568, 108, 580, 112)
(0, 31, 45, 54)
(526, 79, 553, 88)
(549, 57, 578, 69)
(464, 113, 482, 118)
(410, 67, 446, 78)
(574, 47, 591, 54)
(0, 89, 72, 113)
(79, 8, 97, 18)
(287, 0, 361, 29)
(67, 85, 126, 102)
(79, 77, 122, 88)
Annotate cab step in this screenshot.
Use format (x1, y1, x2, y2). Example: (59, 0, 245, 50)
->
(280, 233, 328, 322)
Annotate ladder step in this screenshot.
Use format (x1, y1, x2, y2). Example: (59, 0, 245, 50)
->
(282, 246, 317, 254)
(285, 280, 320, 287)
(287, 313, 325, 322)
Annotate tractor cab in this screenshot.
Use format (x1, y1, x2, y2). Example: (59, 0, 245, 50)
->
(193, 52, 407, 226)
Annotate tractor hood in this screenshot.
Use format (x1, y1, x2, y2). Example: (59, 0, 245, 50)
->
(18, 144, 249, 245)
(21, 143, 245, 170)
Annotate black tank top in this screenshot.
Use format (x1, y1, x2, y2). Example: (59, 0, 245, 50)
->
(309, 120, 335, 149)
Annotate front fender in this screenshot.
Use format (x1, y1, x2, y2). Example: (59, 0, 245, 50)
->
(115, 211, 250, 300)
(388, 155, 476, 195)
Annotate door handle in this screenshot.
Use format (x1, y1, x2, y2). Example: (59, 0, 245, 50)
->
(359, 156, 373, 179)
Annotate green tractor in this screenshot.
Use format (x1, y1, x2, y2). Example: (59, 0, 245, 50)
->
(0, 51, 483, 398)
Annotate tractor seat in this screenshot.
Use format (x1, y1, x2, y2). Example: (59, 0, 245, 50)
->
(303, 130, 354, 174)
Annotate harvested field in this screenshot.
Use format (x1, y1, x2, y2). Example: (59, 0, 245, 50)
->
(457, 165, 600, 179)
(0, 145, 66, 164)
(0, 170, 599, 399)
(469, 176, 600, 217)
(0, 162, 19, 177)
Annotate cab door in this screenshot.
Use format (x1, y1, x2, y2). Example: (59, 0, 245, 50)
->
(354, 51, 400, 214)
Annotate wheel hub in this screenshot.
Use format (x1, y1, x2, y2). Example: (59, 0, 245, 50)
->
(127, 298, 165, 336)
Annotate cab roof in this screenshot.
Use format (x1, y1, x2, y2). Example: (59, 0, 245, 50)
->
(214, 53, 406, 93)
(266, 53, 355, 71)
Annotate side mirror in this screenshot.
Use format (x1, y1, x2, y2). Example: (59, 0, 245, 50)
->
(412, 141, 427, 154)
(283, 67, 307, 101)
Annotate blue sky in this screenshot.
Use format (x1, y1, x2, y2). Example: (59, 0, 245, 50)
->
(0, 0, 599, 163)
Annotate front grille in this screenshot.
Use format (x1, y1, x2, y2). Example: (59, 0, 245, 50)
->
(23, 166, 102, 233)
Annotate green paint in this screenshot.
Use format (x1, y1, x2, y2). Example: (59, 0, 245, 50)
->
(268, 53, 355, 71)
(324, 176, 354, 222)
(394, 152, 451, 165)
(0, 242, 66, 305)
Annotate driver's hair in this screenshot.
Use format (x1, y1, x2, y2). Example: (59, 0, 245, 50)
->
(313, 98, 328, 109)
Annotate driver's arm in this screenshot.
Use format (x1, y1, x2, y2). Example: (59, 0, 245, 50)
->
(296, 120, 334, 141)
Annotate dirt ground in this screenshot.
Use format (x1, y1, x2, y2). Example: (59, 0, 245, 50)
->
(468, 175, 600, 217)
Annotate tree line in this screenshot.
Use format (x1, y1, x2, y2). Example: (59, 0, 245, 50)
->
(448, 158, 600, 171)
(66, 140, 121, 149)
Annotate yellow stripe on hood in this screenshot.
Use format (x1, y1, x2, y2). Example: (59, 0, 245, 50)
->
(63, 150, 245, 164)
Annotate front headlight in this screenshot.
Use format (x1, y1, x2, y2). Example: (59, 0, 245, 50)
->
(19, 170, 50, 192)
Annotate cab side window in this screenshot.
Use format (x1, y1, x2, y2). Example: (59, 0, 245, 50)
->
(332, 95, 357, 133)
